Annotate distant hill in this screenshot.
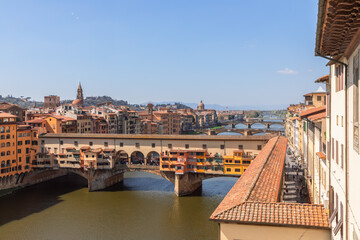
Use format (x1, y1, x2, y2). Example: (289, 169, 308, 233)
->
(62, 96, 129, 107)
(0, 95, 43, 109)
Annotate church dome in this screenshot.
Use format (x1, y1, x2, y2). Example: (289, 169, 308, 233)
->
(72, 99, 83, 106)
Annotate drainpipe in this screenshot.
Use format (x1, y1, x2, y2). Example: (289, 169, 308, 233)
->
(316, 52, 348, 240)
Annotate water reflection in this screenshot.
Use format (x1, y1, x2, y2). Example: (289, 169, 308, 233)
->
(0, 172, 237, 240)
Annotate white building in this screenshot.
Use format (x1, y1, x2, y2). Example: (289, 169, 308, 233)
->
(316, 1, 360, 239)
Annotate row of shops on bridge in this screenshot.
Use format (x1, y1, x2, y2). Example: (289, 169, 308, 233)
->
(35, 145, 255, 176)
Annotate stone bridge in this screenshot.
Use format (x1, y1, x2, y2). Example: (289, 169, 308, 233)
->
(0, 165, 239, 197)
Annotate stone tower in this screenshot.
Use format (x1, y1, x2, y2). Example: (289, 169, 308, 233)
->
(72, 82, 84, 106)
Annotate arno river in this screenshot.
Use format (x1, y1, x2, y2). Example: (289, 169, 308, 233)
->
(0, 172, 237, 240)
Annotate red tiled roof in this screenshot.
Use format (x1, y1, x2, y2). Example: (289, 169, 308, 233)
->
(299, 107, 326, 118)
(26, 118, 46, 124)
(315, 75, 329, 83)
(210, 136, 330, 229)
(211, 137, 279, 216)
(308, 112, 326, 122)
(0, 112, 17, 118)
(211, 202, 329, 229)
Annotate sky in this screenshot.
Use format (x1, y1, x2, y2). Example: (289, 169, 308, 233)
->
(0, 0, 328, 108)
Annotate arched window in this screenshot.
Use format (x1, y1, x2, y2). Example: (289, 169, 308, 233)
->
(6, 142, 10, 147)
(6, 127, 10, 133)
(0, 143, 4, 147)
(1, 161, 5, 168)
(0, 135, 4, 139)
(6, 151, 10, 155)
(6, 134, 10, 139)
(6, 160, 10, 166)
(0, 126, 4, 133)
(0, 152, 5, 156)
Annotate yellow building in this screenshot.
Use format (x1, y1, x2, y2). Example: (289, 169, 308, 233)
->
(223, 150, 252, 175)
(45, 116, 63, 133)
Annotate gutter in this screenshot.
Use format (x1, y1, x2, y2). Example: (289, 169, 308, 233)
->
(316, 52, 348, 240)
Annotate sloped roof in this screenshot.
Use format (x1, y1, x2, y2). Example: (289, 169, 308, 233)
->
(299, 107, 326, 118)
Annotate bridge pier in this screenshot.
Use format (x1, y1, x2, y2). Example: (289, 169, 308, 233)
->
(174, 172, 202, 196)
(266, 123, 270, 129)
(208, 130, 216, 135)
(247, 123, 252, 129)
(88, 169, 124, 191)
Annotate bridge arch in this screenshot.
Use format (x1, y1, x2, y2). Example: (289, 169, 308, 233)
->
(146, 151, 160, 166)
(115, 150, 129, 165)
(130, 151, 145, 165)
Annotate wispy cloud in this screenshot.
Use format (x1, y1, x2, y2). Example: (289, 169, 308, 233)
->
(277, 68, 298, 75)
(70, 11, 80, 20)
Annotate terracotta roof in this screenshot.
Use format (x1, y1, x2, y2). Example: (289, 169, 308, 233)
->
(211, 137, 280, 216)
(80, 146, 91, 150)
(315, 75, 329, 83)
(211, 202, 329, 229)
(26, 118, 46, 124)
(299, 107, 326, 118)
(308, 112, 326, 122)
(315, 0, 360, 56)
(103, 148, 115, 152)
(210, 136, 330, 229)
(316, 152, 326, 160)
(0, 112, 17, 118)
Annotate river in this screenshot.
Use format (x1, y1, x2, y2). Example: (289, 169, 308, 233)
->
(0, 172, 237, 240)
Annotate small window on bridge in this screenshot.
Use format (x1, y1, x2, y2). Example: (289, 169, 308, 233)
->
(220, 144, 225, 149)
(152, 143, 155, 148)
(226, 168, 231, 171)
(60, 141, 63, 145)
(136, 143, 140, 148)
(74, 141, 78, 147)
(235, 168, 241, 172)
(185, 144, 189, 149)
(119, 142, 124, 147)
(202, 144, 207, 149)
(89, 142, 93, 146)
(257, 145, 262, 150)
(238, 145, 243, 150)
(104, 142, 108, 147)
(168, 144, 172, 149)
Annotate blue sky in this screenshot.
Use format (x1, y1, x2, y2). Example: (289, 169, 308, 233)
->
(0, 0, 328, 107)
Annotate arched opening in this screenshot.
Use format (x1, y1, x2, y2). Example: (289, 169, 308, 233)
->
(217, 132, 243, 136)
(115, 150, 129, 165)
(269, 123, 284, 131)
(130, 151, 145, 165)
(234, 123, 247, 129)
(146, 151, 160, 166)
(250, 123, 266, 129)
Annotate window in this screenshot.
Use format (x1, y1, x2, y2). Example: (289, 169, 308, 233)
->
(60, 141, 63, 145)
(235, 160, 241, 164)
(341, 144, 344, 169)
(202, 144, 207, 150)
(104, 142, 108, 147)
(152, 143, 155, 148)
(168, 144, 172, 149)
(317, 96, 322, 101)
(235, 168, 241, 172)
(120, 142, 124, 147)
(336, 64, 344, 91)
(336, 140, 339, 165)
(135, 143, 140, 148)
(332, 138, 334, 159)
(89, 142, 93, 146)
(220, 144, 225, 149)
(185, 144, 189, 149)
(238, 145, 243, 150)
(19, 157, 21, 162)
(41, 140, 45, 145)
(257, 145, 262, 150)
(337, 115, 339, 126)
(341, 116, 344, 127)
(226, 168, 231, 172)
(74, 141, 78, 147)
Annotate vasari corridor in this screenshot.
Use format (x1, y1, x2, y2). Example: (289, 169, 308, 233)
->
(1, 0, 360, 239)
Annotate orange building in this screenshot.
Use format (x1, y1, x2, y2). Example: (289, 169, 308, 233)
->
(0, 113, 17, 177)
(16, 125, 38, 173)
(44, 116, 63, 133)
(160, 149, 223, 174)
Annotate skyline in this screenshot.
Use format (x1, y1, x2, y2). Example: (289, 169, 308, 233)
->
(0, 0, 328, 106)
